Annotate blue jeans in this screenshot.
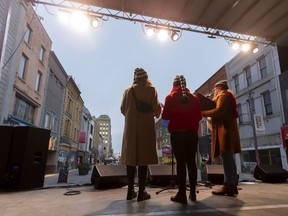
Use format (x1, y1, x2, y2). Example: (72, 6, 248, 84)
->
(221, 151, 238, 184)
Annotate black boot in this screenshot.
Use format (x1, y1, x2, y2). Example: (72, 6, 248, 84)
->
(189, 185, 196, 202)
(126, 166, 137, 200)
(188, 166, 197, 202)
(137, 166, 151, 202)
(171, 191, 187, 204)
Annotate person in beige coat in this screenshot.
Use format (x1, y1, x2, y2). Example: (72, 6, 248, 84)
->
(201, 80, 241, 197)
(121, 68, 161, 201)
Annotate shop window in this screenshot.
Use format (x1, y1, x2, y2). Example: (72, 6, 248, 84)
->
(13, 96, 35, 124)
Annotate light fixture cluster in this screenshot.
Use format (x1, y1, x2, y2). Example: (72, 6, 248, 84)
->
(58, 9, 103, 31)
(229, 40, 259, 54)
(144, 25, 181, 41)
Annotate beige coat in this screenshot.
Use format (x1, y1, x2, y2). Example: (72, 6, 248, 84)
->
(121, 83, 161, 166)
(201, 90, 241, 160)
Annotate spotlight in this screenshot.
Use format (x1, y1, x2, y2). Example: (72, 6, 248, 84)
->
(231, 41, 240, 50)
(241, 43, 251, 52)
(252, 44, 259, 53)
(171, 31, 179, 41)
(146, 27, 154, 37)
(158, 29, 169, 41)
(90, 17, 99, 28)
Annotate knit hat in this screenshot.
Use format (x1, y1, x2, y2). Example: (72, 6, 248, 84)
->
(134, 68, 148, 79)
(173, 75, 186, 86)
(214, 80, 228, 90)
(174, 75, 189, 104)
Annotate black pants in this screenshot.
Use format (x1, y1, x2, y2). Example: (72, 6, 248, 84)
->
(126, 165, 148, 192)
(170, 130, 198, 193)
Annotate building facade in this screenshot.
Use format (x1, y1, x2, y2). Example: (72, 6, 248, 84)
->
(41, 51, 67, 173)
(96, 114, 112, 161)
(79, 106, 94, 164)
(59, 76, 83, 169)
(1, 0, 26, 124)
(226, 45, 288, 172)
(6, 3, 52, 126)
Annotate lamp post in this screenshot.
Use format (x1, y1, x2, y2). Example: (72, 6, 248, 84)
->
(247, 92, 260, 165)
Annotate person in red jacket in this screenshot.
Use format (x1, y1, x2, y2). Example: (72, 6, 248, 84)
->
(162, 75, 202, 204)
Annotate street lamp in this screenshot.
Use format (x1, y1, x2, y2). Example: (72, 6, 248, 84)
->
(247, 91, 260, 165)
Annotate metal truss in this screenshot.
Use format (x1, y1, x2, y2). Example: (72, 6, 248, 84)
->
(27, 0, 274, 46)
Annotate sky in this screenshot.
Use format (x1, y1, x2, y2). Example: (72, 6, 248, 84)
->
(35, 4, 239, 155)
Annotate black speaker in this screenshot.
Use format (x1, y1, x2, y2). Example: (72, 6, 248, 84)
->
(253, 164, 288, 183)
(148, 165, 177, 186)
(4, 126, 50, 190)
(0, 126, 14, 186)
(91, 165, 128, 189)
(206, 165, 224, 184)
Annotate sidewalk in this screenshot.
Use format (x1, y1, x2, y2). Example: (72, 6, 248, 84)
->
(44, 169, 93, 187)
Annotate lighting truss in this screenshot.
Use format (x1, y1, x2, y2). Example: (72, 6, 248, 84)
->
(27, 0, 274, 46)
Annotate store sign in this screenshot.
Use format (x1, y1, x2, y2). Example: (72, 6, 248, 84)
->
(254, 115, 265, 132)
(79, 131, 86, 143)
(281, 125, 288, 149)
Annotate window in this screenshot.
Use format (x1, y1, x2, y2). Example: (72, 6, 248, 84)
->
(19, 54, 28, 79)
(13, 96, 35, 124)
(245, 66, 252, 87)
(45, 111, 58, 131)
(40, 46, 45, 62)
(64, 119, 71, 136)
(237, 103, 243, 124)
(263, 91, 273, 115)
(89, 138, 92, 150)
(259, 56, 268, 78)
(90, 125, 93, 134)
(35, 71, 42, 92)
(234, 75, 239, 93)
(24, 25, 32, 44)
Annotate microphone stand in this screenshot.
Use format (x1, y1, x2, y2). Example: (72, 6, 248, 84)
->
(156, 149, 177, 194)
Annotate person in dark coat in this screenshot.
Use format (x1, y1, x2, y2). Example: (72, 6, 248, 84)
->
(162, 75, 202, 204)
(121, 68, 161, 201)
(201, 80, 241, 196)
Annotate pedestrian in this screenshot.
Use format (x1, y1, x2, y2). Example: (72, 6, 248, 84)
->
(120, 67, 162, 201)
(201, 80, 241, 196)
(162, 75, 202, 204)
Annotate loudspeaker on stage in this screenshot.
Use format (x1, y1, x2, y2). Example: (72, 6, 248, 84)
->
(253, 164, 288, 183)
(148, 165, 177, 186)
(91, 165, 128, 189)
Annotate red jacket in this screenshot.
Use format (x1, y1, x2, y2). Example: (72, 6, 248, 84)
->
(162, 86, 202, 133)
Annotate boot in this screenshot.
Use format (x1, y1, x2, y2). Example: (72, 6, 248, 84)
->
(137, 191, 151, 202)
(171, 191, 187, 204)
(189, 185, 197, 202)
(126, 166, 137, 200)
(224, 183, 238, 195)
(137, 166, 151, 202)
(212, 184, 235, 197)
(127, 190, 137, 200)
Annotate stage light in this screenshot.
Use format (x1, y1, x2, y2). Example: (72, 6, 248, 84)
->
(70, 11, 89, 32)
(252, 44, 259, 53)
(241, 43, 251, 52)
(231, 41, 240, 50)
(171, 31, 179, 41)
(90, 17, 99, 28)
(158, 29, 169, 41)
(146, 27, 154, 37)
